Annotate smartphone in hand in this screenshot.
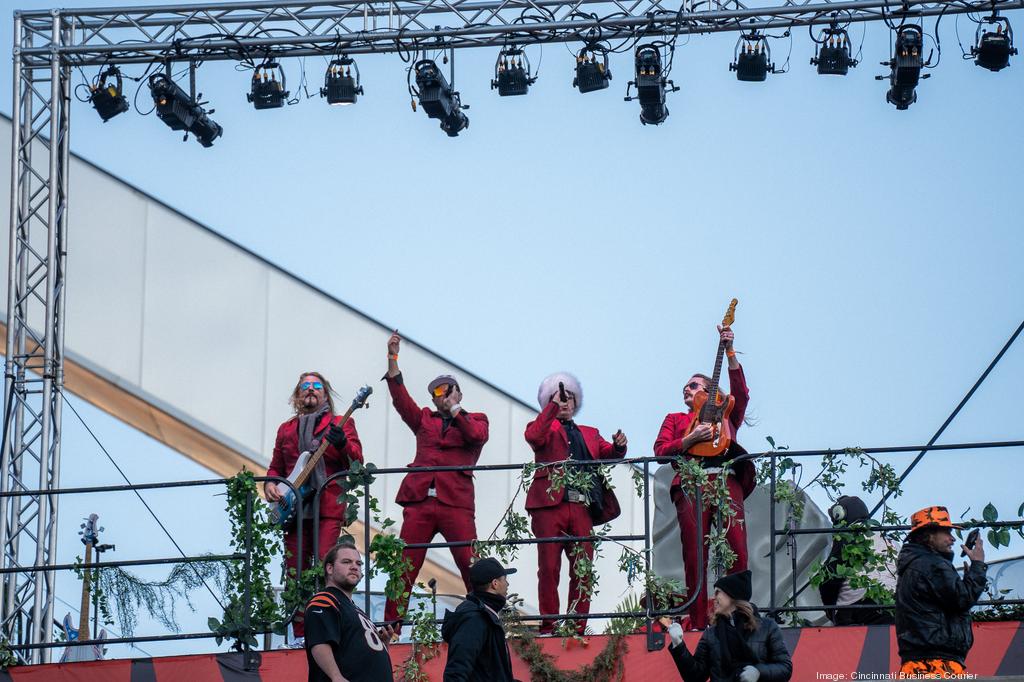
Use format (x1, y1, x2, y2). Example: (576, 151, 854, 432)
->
(960, 528, 980, 557)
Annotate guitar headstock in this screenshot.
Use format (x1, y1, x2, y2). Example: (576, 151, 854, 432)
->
(721, 298, 738, 328)
(79, 514, 102, 547)
(351, 385, 373, 411)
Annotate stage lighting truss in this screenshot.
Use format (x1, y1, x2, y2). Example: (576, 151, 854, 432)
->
(89, 65, 130, 122)
(322, 57, 364, 105)
(972, 14, 1017, 71)
(811, 25, 859, 75)
(877, 24, 931, 110)
(247, 59, 289, 109)
(491, 47, 537, 96)
(148, 70, 223, 147)
(624, 44, 679, 125)
(411, 58, 470, 136)
(731, 32, 776, 81)
(574, 45, 612, 93)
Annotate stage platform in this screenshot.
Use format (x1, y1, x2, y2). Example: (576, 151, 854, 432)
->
(5, 621, 1023, 680)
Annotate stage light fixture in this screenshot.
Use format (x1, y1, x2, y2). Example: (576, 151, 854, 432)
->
(731, 32, 775, 81)
(811, 26, 858, 75)
(491, 47, 536, 96)
(624, 44, 679, 125)
(413, 59, 469, 137)
(573, 46, 612, 93)
(321, 57, 363, 105)
(972, 16, 1016, 72)
(148, 72, 223, 147)
(247, 60, 289, 110)
(89, 66, 129, 122)
(877, 25, 929, 110)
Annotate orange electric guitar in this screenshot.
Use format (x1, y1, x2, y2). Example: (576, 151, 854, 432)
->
(682, 299, 738, 458)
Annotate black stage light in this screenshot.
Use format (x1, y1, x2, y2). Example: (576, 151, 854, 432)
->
(877, 25, 929, 110)
(730, 32, 775, 82)
(573, 47, 612, 93)
(148, 72, 223, 147)
(811, 26, 858, 75)
(624, 44, 679, 126)
(321, 57, 363, 105)
(90, 66, 129, 122)
(491, 47, 536, 96)
(247, 60, 289, 110)
(972, 16, 1016, 72)
(414, 59, 469, 137)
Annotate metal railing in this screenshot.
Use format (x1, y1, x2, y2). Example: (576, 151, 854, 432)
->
(1, 437, 1021, 664)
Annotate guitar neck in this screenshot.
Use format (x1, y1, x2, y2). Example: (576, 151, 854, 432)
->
(78, 544, 92, 640)
(292, 405, 357, 489)
(706, 339, 727, 406)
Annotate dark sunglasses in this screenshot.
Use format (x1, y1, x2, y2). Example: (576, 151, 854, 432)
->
(301, 381, 324, 391)
(685, 382, 704, 391)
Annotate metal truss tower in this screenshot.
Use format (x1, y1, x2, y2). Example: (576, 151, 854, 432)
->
(5, 0, 1023, 663)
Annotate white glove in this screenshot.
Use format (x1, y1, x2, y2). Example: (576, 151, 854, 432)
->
(667, 622, 684, 647)
(739, 665, 761, 682)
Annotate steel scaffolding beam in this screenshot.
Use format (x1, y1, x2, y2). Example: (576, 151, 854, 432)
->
(3, 10, 71, 664)
(15, 0, 1024, 65)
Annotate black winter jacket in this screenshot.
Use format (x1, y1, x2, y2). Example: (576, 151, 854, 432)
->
(441, 593, 514, 682)
(669, 610, 793, 682)
(895, 542, 987, 664)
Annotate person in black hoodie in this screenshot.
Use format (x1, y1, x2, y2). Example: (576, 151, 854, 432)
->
(441, 557, 517, 682)
(895, 505, 987, 677)
(667, 570, 792, 682)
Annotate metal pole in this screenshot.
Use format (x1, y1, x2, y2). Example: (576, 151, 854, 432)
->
(769, 452, 777, 618)
(242, 487, 253, 666)
(362, 479, 371, 617)
(869, 319, 1024, 517)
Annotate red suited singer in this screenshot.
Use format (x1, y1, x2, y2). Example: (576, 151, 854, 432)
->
(383, 333, 490, 628)
(525, 373, 627, 634)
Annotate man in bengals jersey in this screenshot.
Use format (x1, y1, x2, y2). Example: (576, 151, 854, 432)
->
(305, 540, 397, 682)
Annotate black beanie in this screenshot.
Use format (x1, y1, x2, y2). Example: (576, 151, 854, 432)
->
(830, 495, 870, 525)
(714, 570, 752, 602)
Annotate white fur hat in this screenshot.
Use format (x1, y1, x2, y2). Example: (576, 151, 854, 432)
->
(537, 372, 583, 414)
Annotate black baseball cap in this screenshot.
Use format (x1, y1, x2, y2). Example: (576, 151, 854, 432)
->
(470, 557, 516, 586)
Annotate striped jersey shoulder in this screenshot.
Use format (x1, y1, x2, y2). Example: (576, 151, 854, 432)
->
(306, 590, 343, 611)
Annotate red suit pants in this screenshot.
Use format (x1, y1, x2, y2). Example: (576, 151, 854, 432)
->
(530, 501, 595, 634)
(383, 498, 476, 624)
(670, 473, 748, 630)
(285, 514, 343, 637)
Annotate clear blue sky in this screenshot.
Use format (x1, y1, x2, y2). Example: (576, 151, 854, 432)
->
(3, 0, 1023, 657)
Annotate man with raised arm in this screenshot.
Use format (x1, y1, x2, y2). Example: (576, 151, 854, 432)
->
(382, 332, 490, 631)
(654, 325, 754, 630)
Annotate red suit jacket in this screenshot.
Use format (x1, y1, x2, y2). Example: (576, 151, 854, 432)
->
(267, 413, 363, 521)
(653, 365, 755, 498)
(524, 401, 626, 511)
(386, 374, 489, 512)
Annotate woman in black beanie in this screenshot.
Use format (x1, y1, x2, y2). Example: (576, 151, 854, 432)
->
(666, 570, 792, 682)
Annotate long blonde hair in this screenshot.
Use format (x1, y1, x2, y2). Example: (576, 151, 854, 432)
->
(289, 371, 337, 415)
(710, 599, 760, 632)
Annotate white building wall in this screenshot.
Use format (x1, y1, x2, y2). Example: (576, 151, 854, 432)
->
(0, 117, 647, 622)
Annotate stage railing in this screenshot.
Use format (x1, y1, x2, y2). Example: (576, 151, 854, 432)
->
(1, 438, 1021, 663)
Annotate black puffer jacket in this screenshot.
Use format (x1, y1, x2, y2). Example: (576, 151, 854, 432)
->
(895, 542, 987, 664)
(440, 593, 514, 682)
(669, 609, 793, 682)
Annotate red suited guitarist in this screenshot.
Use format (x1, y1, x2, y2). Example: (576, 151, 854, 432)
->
(265, 371, 364, 642)
(653, 324, 754, 630)
(525, 372, 627, 634)
(383, 332, 490, 627)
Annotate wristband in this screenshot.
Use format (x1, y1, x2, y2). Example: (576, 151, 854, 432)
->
(388, 353, 398, 360)
(726, 350, 736, 358)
